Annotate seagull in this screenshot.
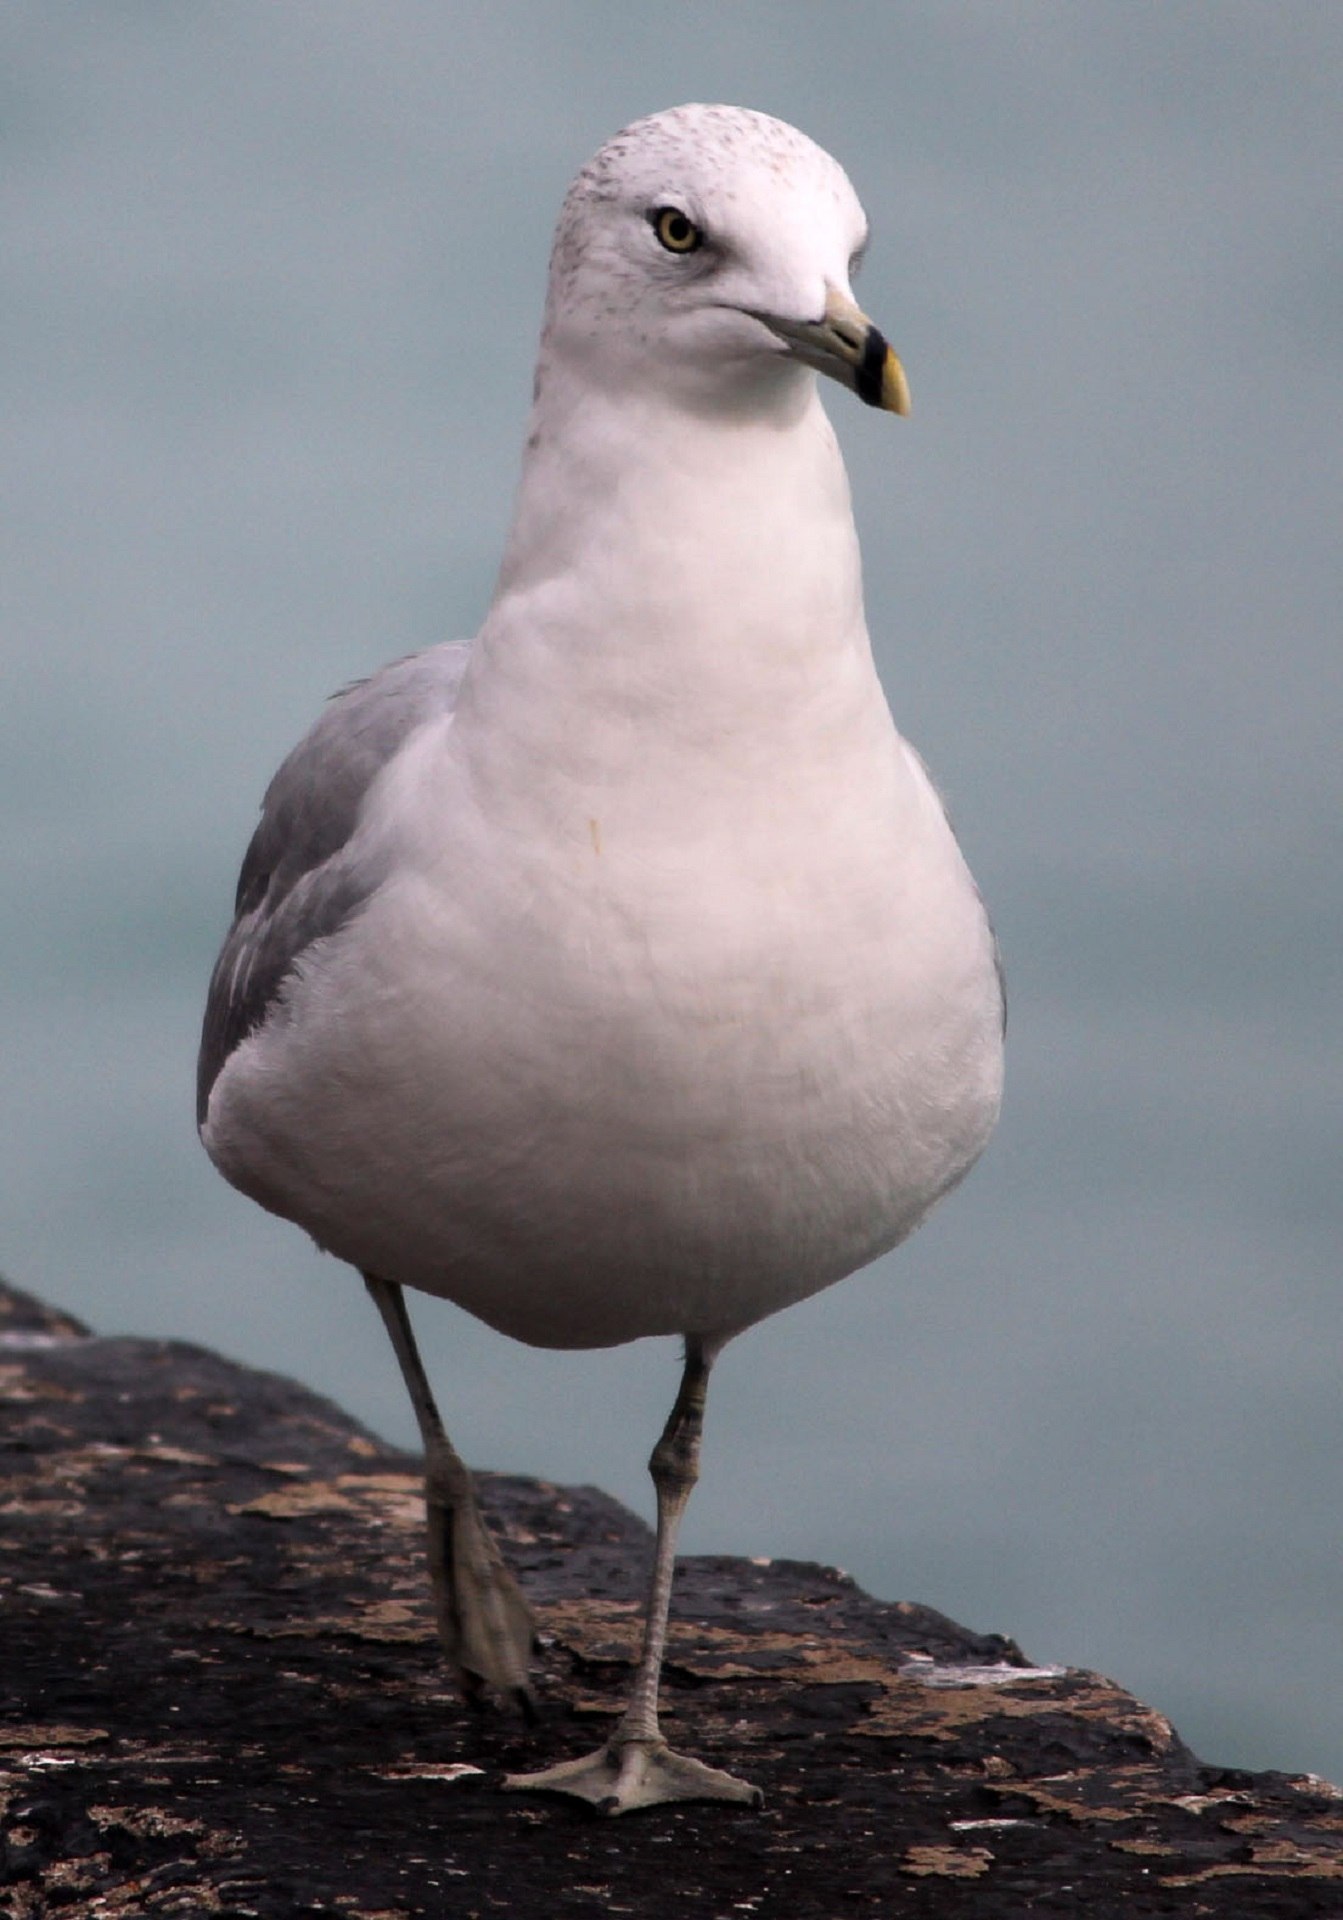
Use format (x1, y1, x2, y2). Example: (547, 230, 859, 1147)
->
(198, 103, 1004, 1815)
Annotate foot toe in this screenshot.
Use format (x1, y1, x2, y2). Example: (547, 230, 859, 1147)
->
(503, 1738, 761, 1814)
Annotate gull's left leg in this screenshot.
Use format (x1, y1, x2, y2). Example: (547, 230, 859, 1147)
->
(504, 1335, 762, 1814)
(364, 1273, 535, 1712)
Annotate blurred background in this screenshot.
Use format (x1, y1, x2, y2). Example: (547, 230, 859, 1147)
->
(3, 4, 1339, 1784)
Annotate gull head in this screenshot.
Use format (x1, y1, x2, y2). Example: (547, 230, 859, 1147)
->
(539, 104, 909, 421)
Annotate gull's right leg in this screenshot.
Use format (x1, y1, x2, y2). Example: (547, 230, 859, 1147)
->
(363, 1273, 535, 1712)
(503, 1335, 761, 1812)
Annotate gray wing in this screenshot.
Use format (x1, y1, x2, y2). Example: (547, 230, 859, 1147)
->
(197, 644, 469, 1126)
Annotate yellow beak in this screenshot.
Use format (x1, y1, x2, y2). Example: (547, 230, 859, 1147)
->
(753, 285, 911, 416)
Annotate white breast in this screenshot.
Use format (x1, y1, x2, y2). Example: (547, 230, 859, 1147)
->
(207, 696, 1002, 1348)
(204, 390, 1003, 1348)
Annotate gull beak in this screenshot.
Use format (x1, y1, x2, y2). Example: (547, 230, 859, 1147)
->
(756, 285, 911, 415)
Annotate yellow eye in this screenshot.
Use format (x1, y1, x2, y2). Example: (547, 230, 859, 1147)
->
(652, 206, 703, 254)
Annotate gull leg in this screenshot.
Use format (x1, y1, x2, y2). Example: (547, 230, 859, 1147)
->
(364, 1273, 534, 1711)
(504, 1336, 762, 1814)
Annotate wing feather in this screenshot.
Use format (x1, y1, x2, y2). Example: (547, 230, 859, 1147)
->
(196, 645, 468, 1125)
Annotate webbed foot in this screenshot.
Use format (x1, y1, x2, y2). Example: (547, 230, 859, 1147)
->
(430, 1491, 535, 1712)
(503, 1735, 762, 1814)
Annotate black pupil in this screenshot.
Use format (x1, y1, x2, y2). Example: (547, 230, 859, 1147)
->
(663, 212, 692, 247)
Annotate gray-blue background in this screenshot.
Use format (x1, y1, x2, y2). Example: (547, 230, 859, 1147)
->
(4, 5, 1340, 1784)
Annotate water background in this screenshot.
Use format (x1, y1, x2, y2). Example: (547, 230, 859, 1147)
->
(4, 7, 1340, 1784)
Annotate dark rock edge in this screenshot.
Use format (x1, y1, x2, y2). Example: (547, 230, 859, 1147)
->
(3, 1275, 1340, 1919)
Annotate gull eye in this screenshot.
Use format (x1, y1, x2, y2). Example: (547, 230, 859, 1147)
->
(651, 206, 704, 254)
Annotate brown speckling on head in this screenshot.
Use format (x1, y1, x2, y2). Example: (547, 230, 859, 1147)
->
(538, 103, 864, 368)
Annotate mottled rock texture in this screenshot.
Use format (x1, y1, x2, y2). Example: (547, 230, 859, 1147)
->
(3, 1275, 1340, 1916)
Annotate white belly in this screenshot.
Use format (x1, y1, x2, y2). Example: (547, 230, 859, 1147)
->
(205, 726, 1003, 1349)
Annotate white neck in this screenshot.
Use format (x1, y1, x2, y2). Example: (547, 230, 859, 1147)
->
(456, 366, 892, 796)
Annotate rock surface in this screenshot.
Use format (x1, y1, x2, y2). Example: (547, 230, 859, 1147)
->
(3, 1274, 1341, 1916)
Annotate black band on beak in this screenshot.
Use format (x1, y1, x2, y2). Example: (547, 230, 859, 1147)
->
(855, 326, 891, 409)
